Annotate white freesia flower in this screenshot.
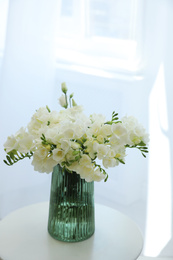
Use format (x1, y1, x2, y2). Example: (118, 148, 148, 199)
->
(103, 157, 118, 169)
(17, 135, 34, 153)
(53, 148, 66, 163)
(84, 138, 97, 159)
(27, 107, 50, 137)
(4, 135, 18, 153)
(31, 153, 46, 173)
(111, 123, 128, 141)
(70, 105, 83, 114)
(95, 143, 109, 160)
(49, 110, 61, 124)
(72, 124, 86, 139)
(122, 116, 149, 146)
(43, 157, 58, 173)
(70, 141, 81, 150)
(15, 127, 27, 138)
(113, 145, 126, 160)
(60, 139, 71, 153)
(34, 145, 49, 159)
(4, 127, 34, 153)
(59, 94, 67, 108)
(90, 113, 105, 124)
(65, 149, 77, 162)
(57, 106, 84, 124)
(44, 126, 62, 144)
(92, 168, 106, 182)
(79, 154, 91, 166)
(3, 84, 149, 182)
(88, 122, 101, 136)
(63, 128, 75, 139)
(107, 148, 116, 158)
(78, 165, 94, 182)
(31, 153, 57, 173)
(109, 135, 125, 146)
(143, 133, 150, 145)
(66, 161, 79, 173)
(33, 107, 50, 123)
(96, 134, 104, 144)
(100, 124, 112, 136)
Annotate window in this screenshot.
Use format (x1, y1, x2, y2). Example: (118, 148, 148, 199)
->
(55, 0, 144, 75)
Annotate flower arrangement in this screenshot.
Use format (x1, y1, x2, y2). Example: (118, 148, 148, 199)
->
(3, 83, 149, 182)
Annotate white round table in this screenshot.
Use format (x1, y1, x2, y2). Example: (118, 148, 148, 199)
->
(0, 202, 143, 260)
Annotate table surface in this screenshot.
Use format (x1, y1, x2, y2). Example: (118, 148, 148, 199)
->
(0, 202, 143, 260)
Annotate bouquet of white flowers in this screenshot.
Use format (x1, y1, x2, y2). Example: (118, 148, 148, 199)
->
(3, 83, 149, 182)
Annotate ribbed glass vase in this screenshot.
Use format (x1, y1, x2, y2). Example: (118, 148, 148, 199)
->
(48, 164, 95, 242)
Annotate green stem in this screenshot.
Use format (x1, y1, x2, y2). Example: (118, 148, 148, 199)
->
(65, 93, 68, 108)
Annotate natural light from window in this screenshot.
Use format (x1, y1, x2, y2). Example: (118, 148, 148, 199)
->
(144, 63, 172, 257)
(55, 0, 144, 74)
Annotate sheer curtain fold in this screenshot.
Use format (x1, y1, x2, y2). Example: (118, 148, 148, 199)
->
(0, 0, 58, 218)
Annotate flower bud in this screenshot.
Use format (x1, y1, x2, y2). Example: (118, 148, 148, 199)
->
(59, 95, 68, 108)
(72, 99, 77, 107)
(61, 82, 68, 94)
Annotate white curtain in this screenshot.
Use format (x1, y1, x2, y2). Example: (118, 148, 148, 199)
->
(0, 0, 58, 216)
(0, 0, 173, 258)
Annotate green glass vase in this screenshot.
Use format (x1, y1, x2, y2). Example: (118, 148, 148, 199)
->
(48, 164, 95, 242)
